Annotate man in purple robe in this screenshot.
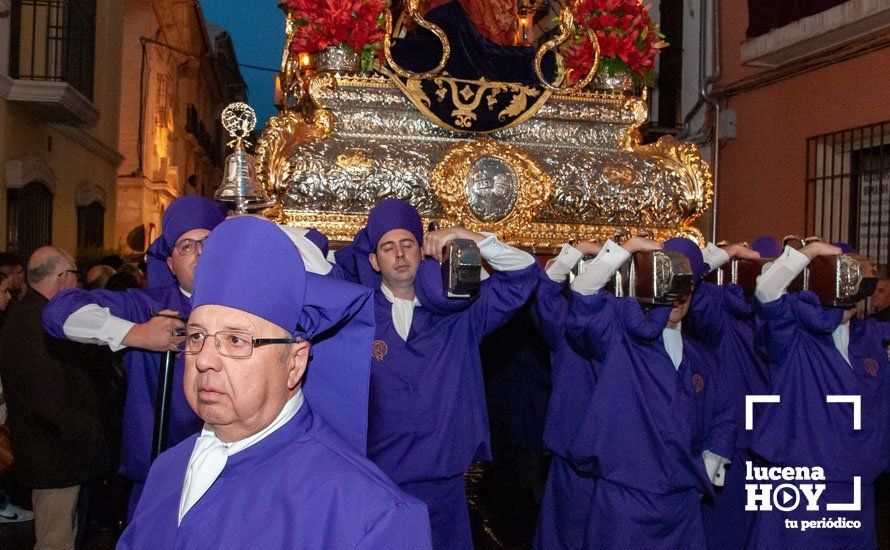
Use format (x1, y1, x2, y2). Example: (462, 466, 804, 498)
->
(41, 195, 226, 519)
(530, 241, 600, 550)
(749, 241, 890, 549)
(360, 198, 539, 550)
(685, 240, 767, 550)
(567, 237, 735, 549)
(118, 216, 432, 549)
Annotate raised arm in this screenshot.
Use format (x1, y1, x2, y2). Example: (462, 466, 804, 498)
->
(423, 228, 539, 338)
(42, 288, 182, 352)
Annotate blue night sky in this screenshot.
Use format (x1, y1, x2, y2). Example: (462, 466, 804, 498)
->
(201, 0, 285, 129)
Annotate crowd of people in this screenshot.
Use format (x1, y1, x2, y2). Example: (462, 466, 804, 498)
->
(0, 194, 888, 549)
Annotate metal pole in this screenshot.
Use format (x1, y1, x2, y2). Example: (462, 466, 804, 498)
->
(151, 351, 175, 461)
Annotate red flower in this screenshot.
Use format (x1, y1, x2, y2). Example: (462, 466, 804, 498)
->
(286, 0, 386, 56)
(563, 0, 667, 84)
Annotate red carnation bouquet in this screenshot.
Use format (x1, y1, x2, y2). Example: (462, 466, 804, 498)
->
(562, 0, 667, 87)
(287, 0, 388, 72)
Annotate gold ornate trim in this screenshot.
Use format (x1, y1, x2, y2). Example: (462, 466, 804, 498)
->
(632, 136, 714, 226)
(255, 109, 336, 197)
(383, 0, 450, 79)
(386, 70, 553, 135)
(429, 138, 552, 240)
(274, 210, 704, 252)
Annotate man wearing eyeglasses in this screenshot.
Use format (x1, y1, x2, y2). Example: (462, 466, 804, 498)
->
(119, 216, 432, 549)
(0, 247, 110, 549)
(41, 195, 227, 521)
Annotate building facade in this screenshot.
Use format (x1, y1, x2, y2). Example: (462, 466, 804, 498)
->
(0, 0, 245, 262)
(115, 0, 246, 254)
(0, 0, 124, 261)
(712, 0, 889, 269)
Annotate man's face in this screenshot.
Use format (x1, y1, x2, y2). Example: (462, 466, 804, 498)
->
(184, 304, 309, 442)
(369, 229, 422, 289)
(872, 279, 890, 312)
(0, 264, 24, 293)
(669, 293, 692, 325)
(58, 258, 79, 292)
(166, 228, 210, 293)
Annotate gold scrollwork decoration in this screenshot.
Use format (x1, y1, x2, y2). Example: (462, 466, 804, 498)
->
(429, 139, 553, 240)
(383, 0, 451, 79)
(255, 109, 335, 200)
(534, 2, 600, 93)
(632, 136, 714, 228)
(275, 210, 703, 252)
(388, 71, 551, 134)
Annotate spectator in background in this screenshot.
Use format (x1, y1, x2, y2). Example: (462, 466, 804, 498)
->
(85, 265, 117, 291)
(118, 263, 147, 289)
(0, 253, 26, 304)
(0, 274, 10, 330)
(0, 270, 34, 524)
(100, 255, 124, 272)
(0, 247, 110, 549)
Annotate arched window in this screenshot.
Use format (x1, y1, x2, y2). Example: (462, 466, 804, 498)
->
(7, 181, 53, 261)
(77, 201, 105, 250)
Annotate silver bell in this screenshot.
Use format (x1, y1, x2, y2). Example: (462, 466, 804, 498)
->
(214, 102, 273, 214)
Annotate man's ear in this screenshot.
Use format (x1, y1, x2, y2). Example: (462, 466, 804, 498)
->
(166, 256, 175, 275)
(286, 341, 311, 391)
(369, 253, 380, 273)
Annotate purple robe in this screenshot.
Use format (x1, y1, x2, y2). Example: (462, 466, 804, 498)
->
(530, 272, 597, 550)
(42, 285, 201, 501)
(567, 291, 723, 549)
(118, 403, 432, 549)
(366, 264, 538, 549)
(687, 282, 769, 550)
(749, 291, 890, 549)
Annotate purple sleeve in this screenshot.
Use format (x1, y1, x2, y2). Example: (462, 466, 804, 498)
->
(566, 290, 616, 362)
(466, 263, 539, 339)
(705, 357, 737, 459)
(686, 282, 727, 349)
(42, 287, 159, 339)
(876, 320, 890, 343)
(753, 294, 798, 366)
(530, 272, 568, 349)
(352, 501, 433, 550)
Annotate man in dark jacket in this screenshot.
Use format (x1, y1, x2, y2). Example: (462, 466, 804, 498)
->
(0, 246, 109, 549)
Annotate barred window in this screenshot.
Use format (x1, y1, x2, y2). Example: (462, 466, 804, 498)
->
(806, 121, 889, 270)
(9, 0, 96, 99)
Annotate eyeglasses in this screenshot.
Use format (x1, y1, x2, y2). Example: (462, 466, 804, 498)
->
(178, 330, 295, 358)
(174, 238, 207, 256)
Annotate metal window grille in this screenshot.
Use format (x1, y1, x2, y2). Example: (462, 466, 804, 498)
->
(9, 0, 96, 100)
(7, 182, 53, 261)
(155, 74, 168, 127)
(805, 121, 889, 274)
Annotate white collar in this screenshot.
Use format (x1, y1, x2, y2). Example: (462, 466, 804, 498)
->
(180, 286, 192, 299)
(380, 282, 421, 307)
(178, 391, 304, 524)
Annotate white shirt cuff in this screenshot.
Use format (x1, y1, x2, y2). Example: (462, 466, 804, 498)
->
(703, 450, 731, 487)
(62, 304, 135, 352)
(754, 245, 809, 303)
(477, 233, 536, 271)
(570, 240, 630, 295)
(702, 243, 731, 273)
(545, 244, 584, 282)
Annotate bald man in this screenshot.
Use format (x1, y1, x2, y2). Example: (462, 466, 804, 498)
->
(85, 264, 116, 290)
(0, 247, 109, 549)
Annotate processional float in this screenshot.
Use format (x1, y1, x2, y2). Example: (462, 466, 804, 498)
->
(240, 0, 712, 251)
